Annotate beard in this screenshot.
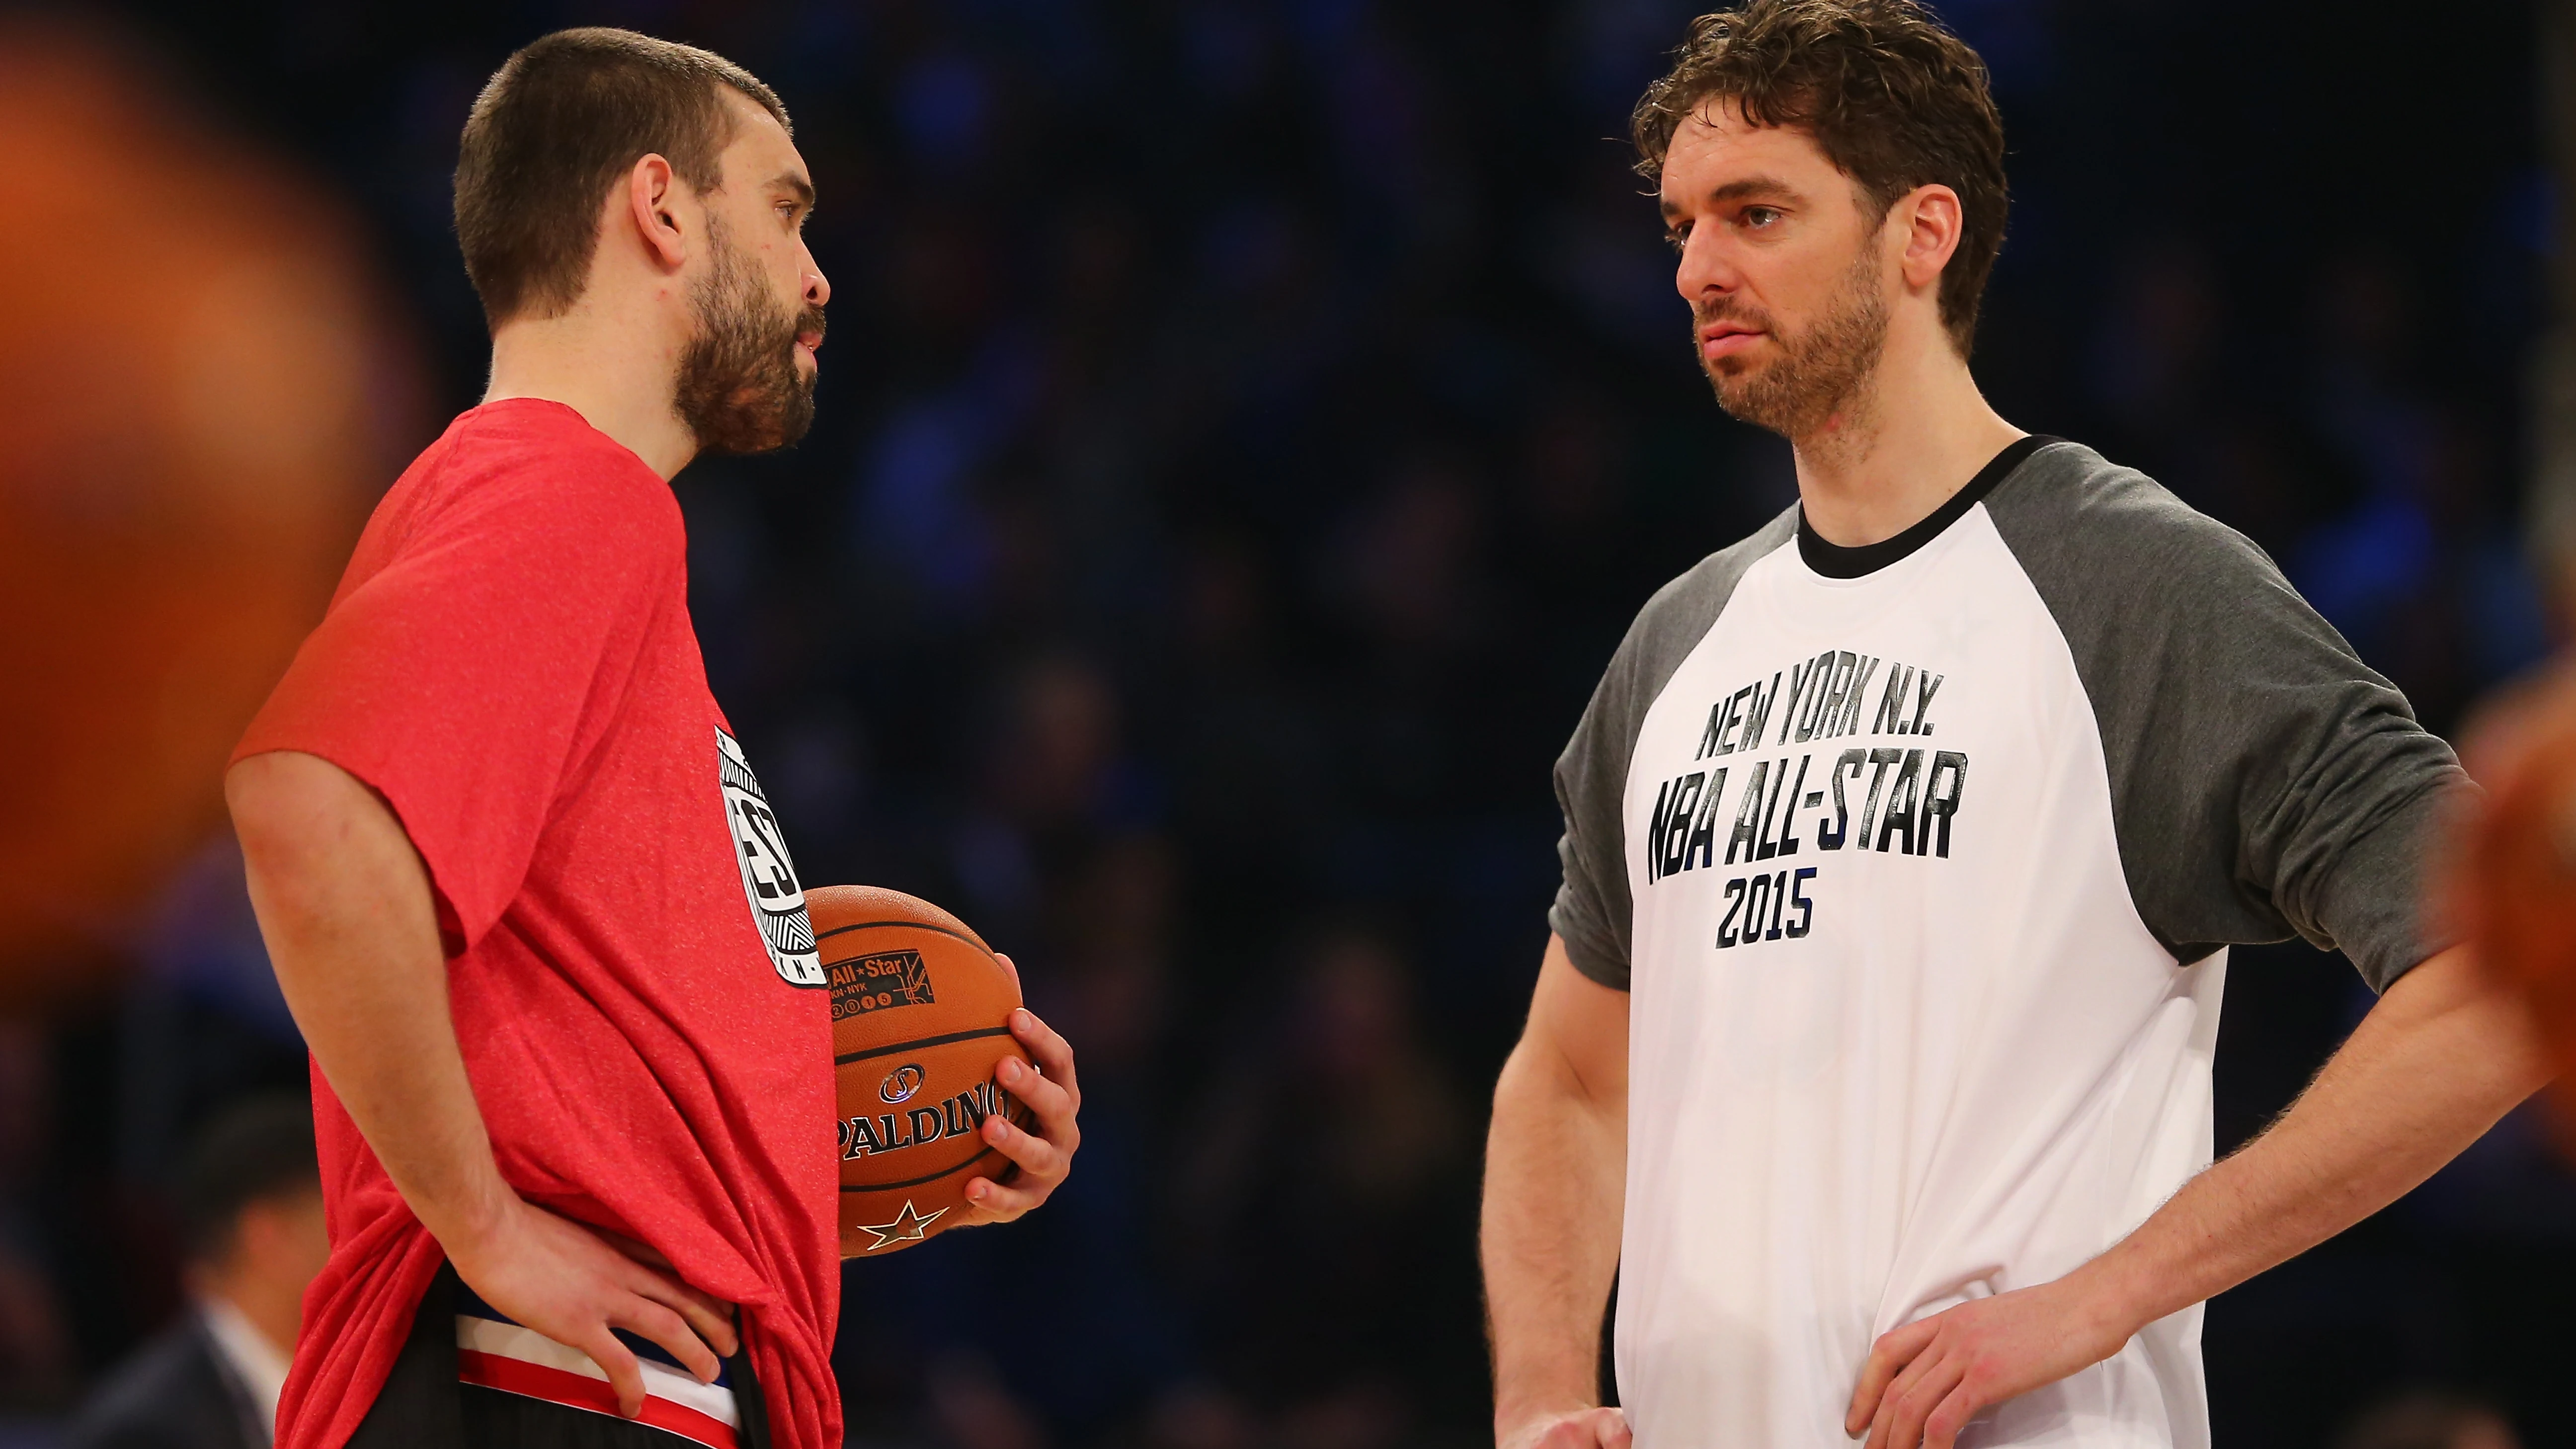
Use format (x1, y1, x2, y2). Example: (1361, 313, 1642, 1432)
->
(1696, 240, 1889, 440)
(674, 218, 822, 455)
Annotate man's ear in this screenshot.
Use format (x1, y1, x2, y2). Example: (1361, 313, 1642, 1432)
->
(624, 154, 689, 272)
(1895, 183, 1963, 296)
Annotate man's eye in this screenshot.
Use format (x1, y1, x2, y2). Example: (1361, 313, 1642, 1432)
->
(1665, 227, 1690, 253)
(1743, 206, 1782, 228)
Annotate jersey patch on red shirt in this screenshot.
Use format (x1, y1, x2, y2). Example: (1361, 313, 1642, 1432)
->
(718, 726, 822, 987)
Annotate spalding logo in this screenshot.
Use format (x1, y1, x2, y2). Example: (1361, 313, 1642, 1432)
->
(879, 1063, 926, 1105)
(840, 1080, 1007, 1161)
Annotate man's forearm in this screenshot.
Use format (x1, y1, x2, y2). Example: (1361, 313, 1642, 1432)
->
(1483, 1034, 1626, 1427)
(2079, 944, 2549, 1330)
(1845, 944, 2552, 1447)
(229, 750, 513, 1250)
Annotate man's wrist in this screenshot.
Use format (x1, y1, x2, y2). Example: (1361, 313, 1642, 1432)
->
(410, 1165, 519, 1263)
(1494, 1391, 1601, 1436)
(2062, 1244, 2170, 1347)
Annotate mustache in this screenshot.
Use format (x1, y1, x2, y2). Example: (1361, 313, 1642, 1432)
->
(793, 305, 826, 343)
(1693, 297, 1770, 330)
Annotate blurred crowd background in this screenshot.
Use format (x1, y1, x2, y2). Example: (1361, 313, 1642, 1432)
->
(0, 1, 2572, 1448)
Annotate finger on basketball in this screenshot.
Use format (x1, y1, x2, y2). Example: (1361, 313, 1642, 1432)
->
(981, 1111, 1065, 1181)
(994, 1057, 1075, 1137)
(982, 1097, 1073, 1175)
(1009, 1008, 1079, 1099)
(962, 1172, 1044, 1218)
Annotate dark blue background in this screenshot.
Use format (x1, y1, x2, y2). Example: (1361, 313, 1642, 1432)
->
(21, 1, 2568, 1446)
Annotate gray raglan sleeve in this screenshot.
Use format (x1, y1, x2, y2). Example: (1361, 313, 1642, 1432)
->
(1985, 446, 2471, 991)
(1548, 509, 1800, 990)
(1548, 659, 1642, 989)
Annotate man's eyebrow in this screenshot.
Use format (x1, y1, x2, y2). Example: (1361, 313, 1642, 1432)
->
(772, 172, 815, 209)
(1662, 175, 1803, 217)
(1709, 175, 1798, 203)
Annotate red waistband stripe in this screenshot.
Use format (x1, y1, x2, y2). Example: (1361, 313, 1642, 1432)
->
(455, 1314, 740, 1449)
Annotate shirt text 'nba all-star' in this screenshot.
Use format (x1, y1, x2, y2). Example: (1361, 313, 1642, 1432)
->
(1550, 438, 2464, 1449)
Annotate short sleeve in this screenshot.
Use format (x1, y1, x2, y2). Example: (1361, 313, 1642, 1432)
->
(1985, 446, 2471, 991)
(1547, 509, 1802, 991)
(1550, 670, 1640, 990)
(235, 452, 680, 952)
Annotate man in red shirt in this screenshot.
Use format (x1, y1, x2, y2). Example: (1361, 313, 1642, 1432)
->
(224, 29, 1081, 1449)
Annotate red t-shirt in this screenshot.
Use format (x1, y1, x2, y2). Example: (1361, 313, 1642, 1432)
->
(234, 400, 839, 1449)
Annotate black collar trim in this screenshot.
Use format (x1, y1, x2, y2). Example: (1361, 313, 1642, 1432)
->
(1796, 434, 2058, 579)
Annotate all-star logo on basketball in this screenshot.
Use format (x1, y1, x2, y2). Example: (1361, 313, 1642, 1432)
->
(828, 948, 935, 1021)
(717, 726, 824, 987)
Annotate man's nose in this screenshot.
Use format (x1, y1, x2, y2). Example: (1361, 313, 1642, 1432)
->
(1674, 228, 1739, 303)
(803, 259, 831, 310)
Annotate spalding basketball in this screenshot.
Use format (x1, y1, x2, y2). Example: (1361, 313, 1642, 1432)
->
(2463, 706, 2576, 1153)
(814, 885, 1032, 1256)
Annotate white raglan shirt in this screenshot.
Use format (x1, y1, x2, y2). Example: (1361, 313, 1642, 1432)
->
(1547, 438, 2465, 1449)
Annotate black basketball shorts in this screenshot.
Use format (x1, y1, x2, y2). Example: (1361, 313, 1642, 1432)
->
(343, 1266, 774, 1449)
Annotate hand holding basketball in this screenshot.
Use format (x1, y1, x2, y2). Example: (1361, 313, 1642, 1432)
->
(817, 886, 1081, 1254)
(952, 995, 1082, 1227)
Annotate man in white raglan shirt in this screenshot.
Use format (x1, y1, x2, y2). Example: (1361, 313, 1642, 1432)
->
(1478, 4, 2555, 1449)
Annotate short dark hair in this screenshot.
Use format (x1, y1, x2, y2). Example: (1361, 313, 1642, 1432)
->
(1632, 0, 2009, 354)
(454, 28, 791, 327)
(177, 1095, 318, 1264)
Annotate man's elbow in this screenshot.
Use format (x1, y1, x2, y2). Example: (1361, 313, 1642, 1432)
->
(226, 750, 376, 881)
(228, 751, 312, 856)
(1496, 1027, 1619, 1124)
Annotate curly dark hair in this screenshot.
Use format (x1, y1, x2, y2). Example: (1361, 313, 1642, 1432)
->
(1632, 0, 2008, 355)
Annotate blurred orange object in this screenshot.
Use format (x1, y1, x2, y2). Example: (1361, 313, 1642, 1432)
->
(0, 21, 420, 996)
(2456, 662, 2576, 1152)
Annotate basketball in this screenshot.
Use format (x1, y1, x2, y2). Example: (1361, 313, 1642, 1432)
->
(814, 884, 1032, 1257)
(2464, 703, 2576, 1151)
